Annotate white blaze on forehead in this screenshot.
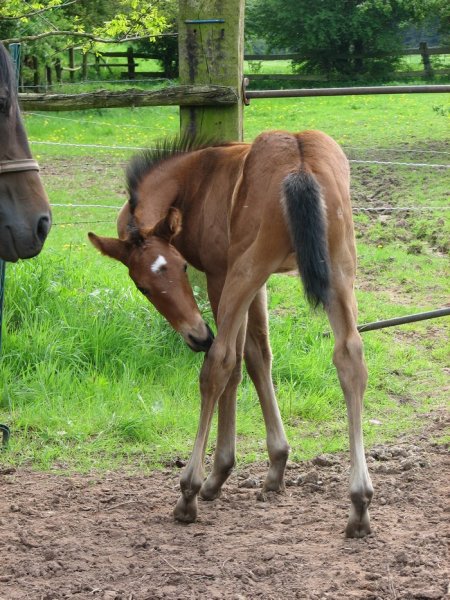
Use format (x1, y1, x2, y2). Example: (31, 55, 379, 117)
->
(151, 254, 167, 273)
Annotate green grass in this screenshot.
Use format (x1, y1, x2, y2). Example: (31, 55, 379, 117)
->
(25, 92, 449, 161)
(1, 91, 449, 473)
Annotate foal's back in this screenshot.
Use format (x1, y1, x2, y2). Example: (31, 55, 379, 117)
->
(228, 130, 352, 273)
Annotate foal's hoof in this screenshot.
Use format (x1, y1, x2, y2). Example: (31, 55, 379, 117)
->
(262, 479, 285, 494)
(345, 510, 372, 538)
(199, 476, 223, 501)
(173, 495, 198, 523)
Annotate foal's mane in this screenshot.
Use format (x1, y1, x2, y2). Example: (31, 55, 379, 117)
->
(0, 43, 17, 112)
(126, 134, 230, 212)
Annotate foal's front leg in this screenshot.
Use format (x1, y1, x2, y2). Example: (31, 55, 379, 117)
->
(199, 321, 246, 501)
(173, 329, 243, 522)
(173, 253, 271, 523)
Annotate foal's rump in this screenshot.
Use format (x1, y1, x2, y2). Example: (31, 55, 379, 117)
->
(230, 130, 351, 308)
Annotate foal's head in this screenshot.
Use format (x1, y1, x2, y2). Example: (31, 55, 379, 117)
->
(88, 208, 214, 353)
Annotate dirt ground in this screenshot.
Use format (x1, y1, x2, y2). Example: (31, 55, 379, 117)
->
(0, 413, 448, 600)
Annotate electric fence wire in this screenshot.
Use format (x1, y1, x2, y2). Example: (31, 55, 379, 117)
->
(28, 140, 450, 168)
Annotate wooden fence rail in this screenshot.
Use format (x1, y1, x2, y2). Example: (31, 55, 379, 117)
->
(20, 43, 450, 91)
(18, 85, 238, 111)
(17, 83, 450, 112)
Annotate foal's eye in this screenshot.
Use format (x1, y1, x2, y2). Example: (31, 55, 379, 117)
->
(183, 263, 188, 272)
(137, 286, 149, 296)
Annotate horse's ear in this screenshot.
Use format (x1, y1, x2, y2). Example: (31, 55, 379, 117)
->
(88, 232, 131, 265)
(151, 207, 183, 242)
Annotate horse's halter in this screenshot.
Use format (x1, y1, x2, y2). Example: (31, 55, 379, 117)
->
(0, 94, 40, 175)
(0, 158, 40, 175)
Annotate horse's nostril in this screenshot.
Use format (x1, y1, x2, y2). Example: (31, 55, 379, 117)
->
(36, 215, 50, 242)
(188, 322, 215, 353)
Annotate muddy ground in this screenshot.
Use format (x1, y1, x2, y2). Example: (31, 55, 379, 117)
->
(0, 412, 448, 600)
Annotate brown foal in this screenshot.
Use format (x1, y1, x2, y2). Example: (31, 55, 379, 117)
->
(89, 130, 373, 538)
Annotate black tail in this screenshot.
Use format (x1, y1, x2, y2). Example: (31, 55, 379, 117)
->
(283, 170, 330, 308)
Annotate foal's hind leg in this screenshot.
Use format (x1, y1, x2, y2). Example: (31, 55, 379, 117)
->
(244, 285, 290, 493)
(326, 276, 373, 538)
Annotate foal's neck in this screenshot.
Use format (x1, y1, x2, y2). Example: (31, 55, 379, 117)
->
(132, 145, 247, 232)
(132, 153, 186, 232)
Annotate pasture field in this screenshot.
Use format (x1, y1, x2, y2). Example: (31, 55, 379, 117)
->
(244, 54, 450, 76)
(0, 93, 449, 473)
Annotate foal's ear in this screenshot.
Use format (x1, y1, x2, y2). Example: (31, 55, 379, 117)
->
(88, 232, 131, 265)
(151, 207, 183, 242)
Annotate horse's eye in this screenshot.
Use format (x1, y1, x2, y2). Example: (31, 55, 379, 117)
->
(137, 286, 149, 296)
(183, 263, 188, 272)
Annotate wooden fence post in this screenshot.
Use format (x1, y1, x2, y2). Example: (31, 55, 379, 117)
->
(178, 0, 244, 141)
(420, 42, 433, 78)
(82, 52, 88, 80)
(32, 55, 40, 90)
(55, 58, 62, 83)
(68, 47, 75, 82)
(127, 46, 135, 79)
(46, 65, 52, 87)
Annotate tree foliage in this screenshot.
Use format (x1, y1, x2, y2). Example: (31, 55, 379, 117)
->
(0, 0, 172, 84)
(246, 0, 448, 79)
(0, 1, 170, 54)
(136, 0, 178, 78)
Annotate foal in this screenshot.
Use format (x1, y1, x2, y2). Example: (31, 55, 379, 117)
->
(89, 130, 373, 538)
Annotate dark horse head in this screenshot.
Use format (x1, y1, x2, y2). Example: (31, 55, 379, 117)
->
(0, 43, 51, 262)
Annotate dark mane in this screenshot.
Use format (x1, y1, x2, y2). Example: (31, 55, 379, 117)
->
(0, 43, 17, 111)
(126, 134, 230, 212)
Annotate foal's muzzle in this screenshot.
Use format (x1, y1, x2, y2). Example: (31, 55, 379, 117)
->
(187, 322, 215, 353)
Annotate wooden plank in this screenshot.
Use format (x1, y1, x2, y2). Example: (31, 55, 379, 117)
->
(245, 73, 328, 81)
(244, 47, 450, 61)
(178, 0, 245, 141)
(404, 46, 450, 56)
(18, 85, 238, 111)
(101, 52, 158, 59)
(245, 53, 300, 61)
(119, 72, 164, 79)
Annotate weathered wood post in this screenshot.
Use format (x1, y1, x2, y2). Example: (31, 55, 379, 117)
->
(94, 54, 100, 78)
(81, 52, 88, 80)
(32, 55, 40, 90)
(420, 42, 433, 79)
(46, 65, 52, 87)
(55, 58, 62, 83)
(127, 46, 136, 80)
(68, 47, 75, 82)
(178, 0, 244, 141)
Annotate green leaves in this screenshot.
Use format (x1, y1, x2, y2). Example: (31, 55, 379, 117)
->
(97, 3, 167, 40)
(246, 0, 444, 79)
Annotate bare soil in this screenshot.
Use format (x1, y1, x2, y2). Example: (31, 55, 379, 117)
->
(1, 413, 448, 600)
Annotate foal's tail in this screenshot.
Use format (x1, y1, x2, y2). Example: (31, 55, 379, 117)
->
(283, 170, 330, 308)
